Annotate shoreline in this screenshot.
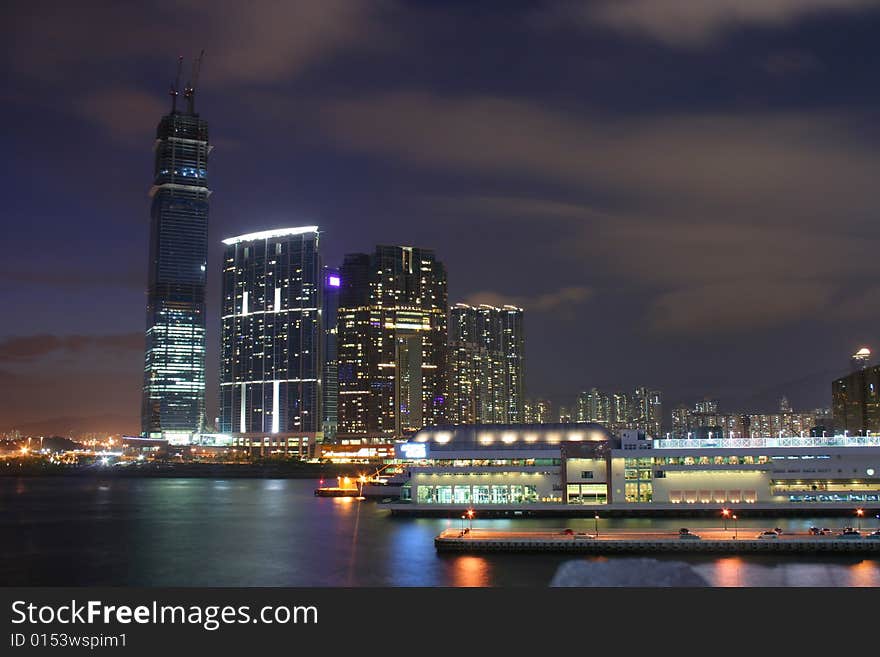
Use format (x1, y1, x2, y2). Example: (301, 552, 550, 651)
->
(0, 462, 366, 479)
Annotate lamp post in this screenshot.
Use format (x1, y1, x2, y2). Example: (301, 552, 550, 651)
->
(856, 508, 864, 532)
(732, 514, 738, 540)
(594, 513, 600, 538)
(722, 508, 730, 531)
(466, 508, 474, 534)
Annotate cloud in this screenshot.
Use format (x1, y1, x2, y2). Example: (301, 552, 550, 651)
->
(836, 286, 880, 320)
(75, 89, 168, 143)
(0, 334, 143, 363)
(427, 193, 880, 335)
(319, 92, 879, 218)
(560, 0, 880, 47)
(9, 0, 384, 86)
(762, 50, 824, 76)
(463, 286, 593, 313)
(648, 281, 835, 334)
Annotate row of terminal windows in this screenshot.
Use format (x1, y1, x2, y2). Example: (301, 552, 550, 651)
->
(654, 455, 772, 466)
(413, 485, 539, 504)
(567, 484, 608, 505)
(412, 458, 560, 467)
(788, 494, 879, 503)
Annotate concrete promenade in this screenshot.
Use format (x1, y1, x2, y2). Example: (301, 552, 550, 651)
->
(435, 527, 880, 554)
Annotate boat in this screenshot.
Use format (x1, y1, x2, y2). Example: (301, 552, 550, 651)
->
(314, 475, 361, 497)
(314, 466, 407, 499)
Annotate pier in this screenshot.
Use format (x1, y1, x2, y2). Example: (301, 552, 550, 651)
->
(434, 528, 880, 554)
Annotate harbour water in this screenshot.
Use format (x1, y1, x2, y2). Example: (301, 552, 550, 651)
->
(2, 477, 878, 587)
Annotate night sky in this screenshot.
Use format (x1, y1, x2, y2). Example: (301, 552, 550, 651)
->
(3, 0, 879, 436)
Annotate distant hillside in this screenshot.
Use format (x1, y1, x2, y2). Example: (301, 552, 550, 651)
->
(6, 413, 139, 438)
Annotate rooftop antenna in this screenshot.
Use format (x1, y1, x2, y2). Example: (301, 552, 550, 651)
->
(169, 55, 183, 113)
(184, 49, 205, 114)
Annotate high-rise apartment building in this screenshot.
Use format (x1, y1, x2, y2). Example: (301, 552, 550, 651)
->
(832, 364, 880, 436)
(141, 68, 209, 442)
(575, 388, 610, 424)
(336, 246, 448, 438)
(634, 387, 662, 437)
(448, 304, 524, 424)
(218, 227, 323, 454)
(693, 399, 719, 414)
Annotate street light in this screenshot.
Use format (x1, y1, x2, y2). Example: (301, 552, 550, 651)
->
(732, 514, 738, 540)
(594, 513, 600, 538)
(466, 508, 475, 534)
(856, 508, 864, 532)
(721, 508, 730, 531)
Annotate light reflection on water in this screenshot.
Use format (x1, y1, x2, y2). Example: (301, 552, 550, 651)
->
(1, 477, 878, 587)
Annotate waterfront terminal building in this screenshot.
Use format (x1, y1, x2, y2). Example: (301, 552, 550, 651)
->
(392, 423, 880, 512)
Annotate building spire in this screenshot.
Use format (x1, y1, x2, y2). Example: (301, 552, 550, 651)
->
(183, 49, 205, 114)
(169, 55, 183, 113)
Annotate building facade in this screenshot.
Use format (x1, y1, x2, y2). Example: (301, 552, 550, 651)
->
(218, 227, 323, 454)
(141, 100, 210, 442)
(448, 304, 524, 425)
(336, 246, 448, 439)
(395, 426, 880, 508)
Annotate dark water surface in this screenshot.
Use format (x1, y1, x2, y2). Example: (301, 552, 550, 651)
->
(2, 477, 878, 586)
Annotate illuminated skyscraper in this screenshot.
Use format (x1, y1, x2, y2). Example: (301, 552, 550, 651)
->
(448, 304, 524, 424)
(832, 364, 880, 436)
(218, 227, 323, 453)
(322, 267, 341, 441)
(141, 60, 209, 441)
(337, 246, 448, 438)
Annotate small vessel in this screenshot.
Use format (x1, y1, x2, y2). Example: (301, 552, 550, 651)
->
(314, 465, 407, 499)
(314, 475, 361, 497)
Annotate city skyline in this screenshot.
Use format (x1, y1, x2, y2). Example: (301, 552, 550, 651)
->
(4, 1, 880, 435)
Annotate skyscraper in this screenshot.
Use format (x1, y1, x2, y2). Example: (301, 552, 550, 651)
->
(448, 303, 524, 424)
(141, 58, 209, 442)
(832, 364, 880, 436)
(337, 246, 448, 438)
(218, 227, 323, 455)
(322, 267, 341, 441)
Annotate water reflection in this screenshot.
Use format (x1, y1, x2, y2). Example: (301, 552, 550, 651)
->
(706, 557, 745, 587)
(847, 560, 880, 587)
(450, 556, 491, 587)
(2, 477, 879, 587)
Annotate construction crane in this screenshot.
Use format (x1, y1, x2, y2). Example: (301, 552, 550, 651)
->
(169, 55, 183, 113)
(183, 49, 205, 114)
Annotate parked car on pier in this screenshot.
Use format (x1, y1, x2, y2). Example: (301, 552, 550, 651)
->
(757, 530, 780, 539)
(837, 529, 861, 539)
(678, 528, 701, 540)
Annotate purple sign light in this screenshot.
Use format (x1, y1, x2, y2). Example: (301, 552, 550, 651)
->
(327, 275, 341, 288)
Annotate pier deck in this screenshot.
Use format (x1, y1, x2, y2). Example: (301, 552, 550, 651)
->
(434, 528, 880, 554)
